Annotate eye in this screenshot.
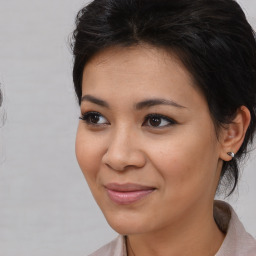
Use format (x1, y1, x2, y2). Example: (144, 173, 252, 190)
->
(143, 114, 176, 128)
(79, 112, 109, 125)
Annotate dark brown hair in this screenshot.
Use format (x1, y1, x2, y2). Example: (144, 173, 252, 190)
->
(71, 0, 256, 195)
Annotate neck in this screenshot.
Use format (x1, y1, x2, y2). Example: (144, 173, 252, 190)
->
(126, 204, 225, 256)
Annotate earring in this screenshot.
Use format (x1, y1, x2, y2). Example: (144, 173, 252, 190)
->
(227, 152, 235, 158)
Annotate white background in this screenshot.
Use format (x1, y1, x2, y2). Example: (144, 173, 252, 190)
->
(0, 0, 255, 255)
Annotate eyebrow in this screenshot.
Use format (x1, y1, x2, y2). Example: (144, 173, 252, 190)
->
(135, 98, 186, 110)
(81, 95, 109, 108)
(81, 94, 186, 109)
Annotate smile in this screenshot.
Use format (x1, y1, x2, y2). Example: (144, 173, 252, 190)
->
(105, 183, 156, 205)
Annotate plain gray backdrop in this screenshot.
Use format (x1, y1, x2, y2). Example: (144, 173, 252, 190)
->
(0, 0, 255, 255)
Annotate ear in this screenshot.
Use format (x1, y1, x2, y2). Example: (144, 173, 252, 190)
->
(219, 106, 251, 161)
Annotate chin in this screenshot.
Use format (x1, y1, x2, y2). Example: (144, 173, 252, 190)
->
(103, 211, 151, 235)
(108, 222, 147, 236)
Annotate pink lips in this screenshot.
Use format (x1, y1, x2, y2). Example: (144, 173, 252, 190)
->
(105, 183, 155, 205)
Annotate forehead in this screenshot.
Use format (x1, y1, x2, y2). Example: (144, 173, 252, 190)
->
(84, 44, 192, 78)
(81, 45, 206, 109)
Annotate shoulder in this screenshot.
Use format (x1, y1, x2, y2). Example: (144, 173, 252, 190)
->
(88, 235, 126, 256)
(215, 200, 256, 256)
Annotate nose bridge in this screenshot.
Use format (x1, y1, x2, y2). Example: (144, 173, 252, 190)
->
(112, 125, 131, 149)
(103, 124, 145, 171)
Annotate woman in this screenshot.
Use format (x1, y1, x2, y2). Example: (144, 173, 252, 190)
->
(71, 0, 256, 255)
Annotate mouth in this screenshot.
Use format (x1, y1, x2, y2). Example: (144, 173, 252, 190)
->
(105, 183, 156, 205)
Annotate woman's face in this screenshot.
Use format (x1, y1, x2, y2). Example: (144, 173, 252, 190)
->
(76, 45, 223, 235)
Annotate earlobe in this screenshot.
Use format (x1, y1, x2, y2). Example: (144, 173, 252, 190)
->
(219, 106, 251, 161)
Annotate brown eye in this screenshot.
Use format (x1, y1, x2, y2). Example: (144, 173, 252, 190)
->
(89, 113, 100, 124)
(79, 112, 109, 125)
(149, 116, 161, 127)
(144, 114, 176, 128)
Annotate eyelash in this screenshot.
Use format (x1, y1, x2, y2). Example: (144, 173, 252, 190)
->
(79, 112, 176, 128)
(79, 111, 109, 126)
(143, 113, 176, 128)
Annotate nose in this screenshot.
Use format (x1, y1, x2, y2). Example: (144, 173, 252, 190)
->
(102, 128, 146, 171)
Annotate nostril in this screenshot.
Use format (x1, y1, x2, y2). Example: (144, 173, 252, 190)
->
(102, 146, 146, 171)
(105, 163, 125, 172)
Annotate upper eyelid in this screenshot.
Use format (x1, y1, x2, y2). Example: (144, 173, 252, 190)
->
(144, 114, 176, 122)
(80, 112, 173, 119)
(80, 111, 103, 117)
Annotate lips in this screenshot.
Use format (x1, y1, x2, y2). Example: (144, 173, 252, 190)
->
(105, 183, 156, 205)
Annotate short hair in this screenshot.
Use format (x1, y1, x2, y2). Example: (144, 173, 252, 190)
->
(71, 0, 256, 195)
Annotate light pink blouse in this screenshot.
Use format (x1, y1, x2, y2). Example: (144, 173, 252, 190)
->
(89, 201, 256, 256)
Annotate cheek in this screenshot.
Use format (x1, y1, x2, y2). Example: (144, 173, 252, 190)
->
(75, 125, 104, 183)
(146, 128, 219, 197)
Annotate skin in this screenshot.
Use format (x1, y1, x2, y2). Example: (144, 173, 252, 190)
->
(75, 45, 250, 256)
